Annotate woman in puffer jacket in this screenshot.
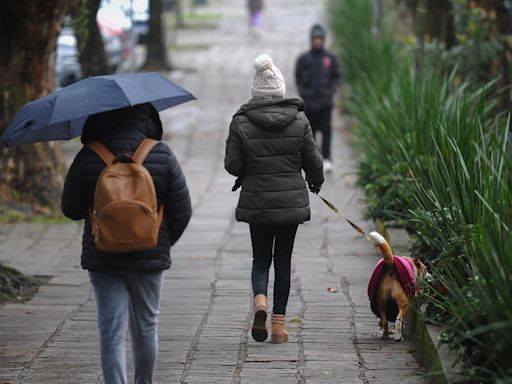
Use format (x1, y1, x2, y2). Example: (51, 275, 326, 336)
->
(61, 103, 192, 383)
(225, 55, 324, 343)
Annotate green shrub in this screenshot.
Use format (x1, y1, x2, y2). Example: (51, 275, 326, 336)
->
(329, 0, 512, 381)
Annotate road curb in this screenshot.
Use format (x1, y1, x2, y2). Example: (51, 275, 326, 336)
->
(408, 308, 465, 384)
(387, 227, 465, 383)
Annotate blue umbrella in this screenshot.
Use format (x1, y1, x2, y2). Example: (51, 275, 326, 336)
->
(0, 72, 195, 148)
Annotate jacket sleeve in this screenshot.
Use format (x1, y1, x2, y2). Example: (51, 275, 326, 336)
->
(301, 117, 324, 186)
(164, 150, 192, 246)
(224, 119, 245, 177)
(295, 54, 314, 100)
(61, 151, 88, 220)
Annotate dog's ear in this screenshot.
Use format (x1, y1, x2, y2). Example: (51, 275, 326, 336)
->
(413, 258, 428, 276)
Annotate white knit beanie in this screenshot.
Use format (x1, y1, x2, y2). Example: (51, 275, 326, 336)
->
(251, 54, 286, 97)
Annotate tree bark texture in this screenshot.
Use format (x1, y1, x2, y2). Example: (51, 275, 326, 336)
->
(372, 0, 383, 37)
(143, 0, 172, 70)
(473, 0, 512, 105)
(73, 0, 110, 76)
(424, 0, 455, 47)
(175, 0, 185, 28)
(0, 0, 79, 209)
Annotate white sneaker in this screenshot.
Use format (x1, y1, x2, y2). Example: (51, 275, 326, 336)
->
(323, 159, 333, 173)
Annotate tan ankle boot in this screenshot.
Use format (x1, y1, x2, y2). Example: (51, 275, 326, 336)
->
(271, 314, 288, 343)
(251, 294, 268, 342)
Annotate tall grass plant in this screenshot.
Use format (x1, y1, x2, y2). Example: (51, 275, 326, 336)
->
(329, 0, 512, 381)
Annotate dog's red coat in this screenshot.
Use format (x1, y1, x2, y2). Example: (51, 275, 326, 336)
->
(367, 256, 419, 318)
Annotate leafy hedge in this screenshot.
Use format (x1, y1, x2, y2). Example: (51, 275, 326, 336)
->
(329, 0, 512, 381)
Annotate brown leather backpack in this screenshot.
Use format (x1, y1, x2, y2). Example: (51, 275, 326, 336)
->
(87, 138, 163, 253)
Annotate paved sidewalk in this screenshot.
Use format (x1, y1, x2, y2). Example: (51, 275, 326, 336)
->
(0, 0, 426, 383)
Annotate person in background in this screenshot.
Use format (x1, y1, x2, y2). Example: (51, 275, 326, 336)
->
(247, 0, 264, 37)
(295, 24, 340, 172)
(225, 54, 324, 344)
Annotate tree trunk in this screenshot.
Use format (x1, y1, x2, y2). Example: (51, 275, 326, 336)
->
(372, 0, 383, 37)
(424, 0, 455, 47)
(143, 0, 172, 71)
(473, 0, 512, 109)
(408, 0, 425, 72)
(175, 0, 185, 28)
(0, 0, 79, 210)
(72, 0, 110, 76)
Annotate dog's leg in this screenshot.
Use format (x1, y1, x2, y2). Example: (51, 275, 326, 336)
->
(394, 295, 409, 341)
(378, 302, 389, 339)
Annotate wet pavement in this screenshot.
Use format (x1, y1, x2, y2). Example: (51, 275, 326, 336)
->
(0, 0, 426, 383)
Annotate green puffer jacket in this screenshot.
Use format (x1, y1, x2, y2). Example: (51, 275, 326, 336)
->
(225, 96, 324, 225)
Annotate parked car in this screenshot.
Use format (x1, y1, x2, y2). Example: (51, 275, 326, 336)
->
(101, 0, 149, 37)
(97, 5, 131, 71)
(56, 28, 81, 87)
(131, 0, 150, 36)
(55, 4, 132, 84)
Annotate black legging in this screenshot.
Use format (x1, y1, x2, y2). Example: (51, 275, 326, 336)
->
(306, 107, 332, 160)
(249, 224, 298, 315)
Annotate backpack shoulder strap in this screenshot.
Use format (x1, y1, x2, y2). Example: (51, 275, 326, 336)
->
(132, 138, 159, 164)
(87, 141, 115, 165)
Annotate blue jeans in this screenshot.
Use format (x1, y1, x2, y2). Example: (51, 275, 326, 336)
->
(89, 270, 163, 384)
(250, 224, 298, 315)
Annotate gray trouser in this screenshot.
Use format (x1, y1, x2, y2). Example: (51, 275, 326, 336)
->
(89, 270, 163, 384)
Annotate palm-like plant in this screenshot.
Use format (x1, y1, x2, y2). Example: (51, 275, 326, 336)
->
(330, 0, 512, 381)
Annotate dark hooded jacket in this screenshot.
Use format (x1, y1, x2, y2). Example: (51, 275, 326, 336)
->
(248, 0, 263, 12)
(224, 97, 324, 225)
(61, 103, 192, 272)
(295, 47, 340, 112)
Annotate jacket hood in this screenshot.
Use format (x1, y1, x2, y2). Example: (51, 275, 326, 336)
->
(234, 97, 305, 131)
(81, 103, 163, 144)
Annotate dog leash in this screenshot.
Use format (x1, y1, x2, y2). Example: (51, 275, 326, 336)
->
(233, 178, 372, 242)
(318, 194, 372, 242)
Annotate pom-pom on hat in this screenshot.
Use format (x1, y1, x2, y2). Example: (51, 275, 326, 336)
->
(251, 54, 286, 97)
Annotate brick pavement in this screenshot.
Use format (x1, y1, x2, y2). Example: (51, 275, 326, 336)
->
(0, 0, 426, 383)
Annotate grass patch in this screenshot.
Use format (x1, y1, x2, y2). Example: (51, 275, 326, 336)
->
(0, 263, 49, 305)
(168, 11, 222, 31)
(185, 11, 222, 23)
(169, 43, 212, 51)
(0, 202, 72, 224)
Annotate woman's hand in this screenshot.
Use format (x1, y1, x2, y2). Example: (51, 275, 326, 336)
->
(308, 183, 321, 194)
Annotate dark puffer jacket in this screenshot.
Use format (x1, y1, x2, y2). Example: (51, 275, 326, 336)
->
(295, 48, 340, 112)
(61, 104, 192, 272)
(224, 97, 324, 225)
(248, 0, 263, 12)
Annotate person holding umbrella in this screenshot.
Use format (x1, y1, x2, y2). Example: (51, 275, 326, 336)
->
(225, 55, 324, 343)
(62, 103, 192, 383)
(1, 73, 195, 384)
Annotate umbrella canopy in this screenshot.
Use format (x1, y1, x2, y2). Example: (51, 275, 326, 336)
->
(0, 72, 195, 148)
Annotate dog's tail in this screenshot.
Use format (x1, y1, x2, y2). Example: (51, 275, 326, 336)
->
(369, 231, 393, 266)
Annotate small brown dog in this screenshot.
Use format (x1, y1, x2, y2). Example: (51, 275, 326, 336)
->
(368, 232, 429, 341)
